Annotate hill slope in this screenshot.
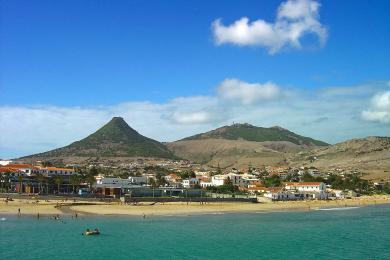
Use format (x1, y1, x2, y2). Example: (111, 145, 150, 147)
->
(181, 123, 328, 146)
(289, 136, 390, 180)
(167, 123, 328, 168)
(21, 117, 175, 161)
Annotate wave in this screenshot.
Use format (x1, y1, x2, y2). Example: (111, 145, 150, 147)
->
(316, 207, 360, 211)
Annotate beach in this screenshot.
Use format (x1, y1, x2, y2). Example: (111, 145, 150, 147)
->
(1, 195, 390, 217)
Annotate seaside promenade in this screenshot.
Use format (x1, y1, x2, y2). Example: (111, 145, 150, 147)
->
(1, 194, 390, 217)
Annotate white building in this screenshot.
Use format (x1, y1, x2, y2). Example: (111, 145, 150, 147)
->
(227, 173, 243, 185)
(241, 174, 260, 187)
(195, 171, 210, 180)
(0, 160, 12, 166)
(200, 181, 213, 188)
(96, 177, 145, 188)
(211, 175, 227, 186)
(182, 178, 199, 188)
(264, 190, 300, 200)
(285, 182, 326, 192)
(128, 176, 147, 185)
(37, 167, 77, 176)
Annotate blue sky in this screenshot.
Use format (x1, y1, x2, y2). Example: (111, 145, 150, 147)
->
(1, 0, 390, 158)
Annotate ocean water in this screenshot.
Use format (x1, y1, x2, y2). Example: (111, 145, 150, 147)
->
(1, 205, 390, 260)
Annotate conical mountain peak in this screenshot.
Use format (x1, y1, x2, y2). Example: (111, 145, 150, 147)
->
(21, 117, 175, 159)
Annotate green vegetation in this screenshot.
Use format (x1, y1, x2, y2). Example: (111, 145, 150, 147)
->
(382, 183, 390, 194)
(182, 123, 328, 146)
(23, 117, 176, 159)
(326, 174, 372, 194)
(177, 170, 195, 179)
(264, 175, 282, 187)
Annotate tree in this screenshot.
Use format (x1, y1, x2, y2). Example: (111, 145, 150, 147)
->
(286, 172, 300, 182)
(383, 182, 390, 194)
(248, 163, 253, 174)
(42, 161, 53, 167)
(89, 166, 99, 177)
(35, 173, 45, 194)
(54, 175, 62, 194)
(216, 163, 222, 175)
(17, 175, 23, 193)
(85, 174, 96, 192)
(148, 178, 158, 188)
(1, 172, 11, 192)
(264, 175, 281, 187)
(70, 175, 80, 194)
(301, 172, 315, 182)
(0, 173, 5, 192)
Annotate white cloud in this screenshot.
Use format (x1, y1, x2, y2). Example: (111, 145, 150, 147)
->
(362, 91, 390, 124)
(163, 96, 225, 124)
(217, 78, 280, 104)
(1, 80, 390, 158)
(212, 0, 327, 53)
(168, 111, 213, 124)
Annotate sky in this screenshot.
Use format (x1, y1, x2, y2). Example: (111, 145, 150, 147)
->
(1, 0, 390, 158)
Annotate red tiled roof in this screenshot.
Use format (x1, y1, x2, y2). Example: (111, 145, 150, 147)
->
(4, 164, 33, 169)
(285, 182, 322, 186)
(43, 167, 74, 171)
(0, 167, 23, 173)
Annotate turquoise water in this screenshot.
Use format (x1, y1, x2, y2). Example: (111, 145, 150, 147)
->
(1, 205, 390, 259)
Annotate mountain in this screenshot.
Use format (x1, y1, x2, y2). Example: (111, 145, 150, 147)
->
(181, 123, 328, 146)
(289, 136, 390, 181)
(20, 117, 175, 162)
(167, 123, 328, 168)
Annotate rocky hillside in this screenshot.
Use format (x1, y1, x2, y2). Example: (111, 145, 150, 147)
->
(20, 117, 175, 162)
(181, 123, 328, 146)
(289, 136, 390, 180)
(167, 123, 328, 168)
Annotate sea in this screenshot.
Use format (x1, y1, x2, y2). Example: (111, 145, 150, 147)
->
(1, 204, 390, 260)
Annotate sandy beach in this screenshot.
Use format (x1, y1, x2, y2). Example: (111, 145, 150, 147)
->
(1, 195, 390, 217)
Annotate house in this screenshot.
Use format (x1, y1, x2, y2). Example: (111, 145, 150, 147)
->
(241, 186, 267, 194)
(37, 167, 77, 176)
(200, 181, 213, 188)
(128, 176, 147, 185)
(284, 182, 326, 192)
(2, 164, 35, 176)
(95, 177, 144, 189)
(241, 174, 260, 187)
(227, 173, 243, 186)
(0, 160, 12, 166)
(195, 171, 210, 180)
(182, 178, 199, 188)
(284, 182, 329, 199)
(264, 188, 300, 200)
(211, 175, 227, 186)
(164, 173, 182, 183)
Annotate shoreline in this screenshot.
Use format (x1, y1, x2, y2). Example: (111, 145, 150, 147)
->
(1, 195, 389, 218)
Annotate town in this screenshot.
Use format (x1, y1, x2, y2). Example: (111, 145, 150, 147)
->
(1, 159, 389, 202)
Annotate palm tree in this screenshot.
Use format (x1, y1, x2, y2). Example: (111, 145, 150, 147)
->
(70, 175, 80, 194)
(54, 175, 62, 195)
(86, 174, 96, 192)
(0, 173, 5, 192)
(17, 175, 23, 193)
(3, 172, 11, 192)
(35, 173, 45, 194)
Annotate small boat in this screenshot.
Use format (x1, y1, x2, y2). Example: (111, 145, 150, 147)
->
(83, 229, 100, 236)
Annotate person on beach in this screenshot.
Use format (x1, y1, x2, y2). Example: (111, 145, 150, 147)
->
(18, 208, 21, 216)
